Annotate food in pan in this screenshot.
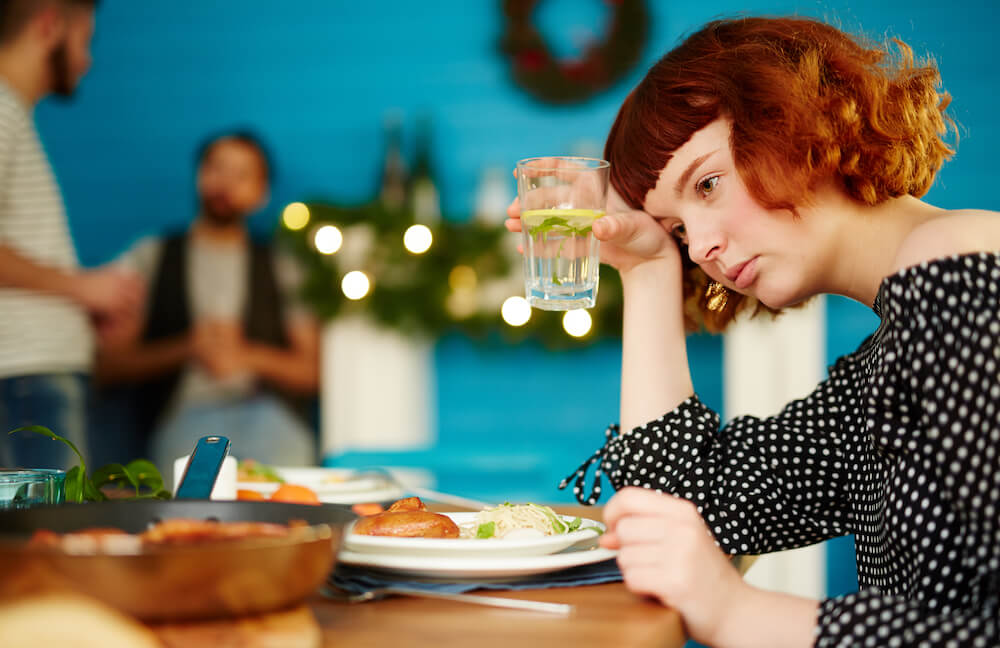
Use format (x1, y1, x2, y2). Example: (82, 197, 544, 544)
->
(28, 518, 308, 551)
(352, 497, 460, 538)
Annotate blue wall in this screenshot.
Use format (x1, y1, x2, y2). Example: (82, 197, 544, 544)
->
(34, 0, 1000, 597)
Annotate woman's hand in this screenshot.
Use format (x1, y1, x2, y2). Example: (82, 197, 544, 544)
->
(601, 487, 754, 647)
(505, 187, 680, 274)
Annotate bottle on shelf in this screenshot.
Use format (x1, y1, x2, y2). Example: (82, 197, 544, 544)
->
(407, 115, 441, 226)
(378, 111, 408, 213)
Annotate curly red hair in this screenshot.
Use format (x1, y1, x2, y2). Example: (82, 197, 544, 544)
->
(604, 16, 956, 332)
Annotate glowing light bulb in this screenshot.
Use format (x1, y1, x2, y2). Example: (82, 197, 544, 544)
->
(562, 309, 592, 337)
(282, 202, 310, 230)
(403, 224, 433, 254)
(341, 271, 371, 300)
(501, 296, 531, 327)
(314, 225, 343, 255)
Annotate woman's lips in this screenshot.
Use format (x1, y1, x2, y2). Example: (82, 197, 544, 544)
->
(726, 256, 758, 290)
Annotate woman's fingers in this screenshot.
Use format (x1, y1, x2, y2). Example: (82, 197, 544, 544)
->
(604, 487, 694, 528)
(506, 196, 521, 219)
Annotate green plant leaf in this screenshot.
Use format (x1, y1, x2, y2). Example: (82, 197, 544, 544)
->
(83, 478, 106, 502)
(63, 465, 86, 504)
(8, 425, 85, 471)
(92, 463, 141, 494)
(124, 459, 164, 492)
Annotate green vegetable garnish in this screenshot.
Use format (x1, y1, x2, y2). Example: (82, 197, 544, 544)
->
(476, 521, 496, 539)
(7, 426, 171, 502)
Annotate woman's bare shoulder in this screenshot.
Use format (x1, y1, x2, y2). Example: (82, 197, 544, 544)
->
(892, 209, 1000, 273)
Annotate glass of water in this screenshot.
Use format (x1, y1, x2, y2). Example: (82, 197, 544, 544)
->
(516, 156, 609, 310)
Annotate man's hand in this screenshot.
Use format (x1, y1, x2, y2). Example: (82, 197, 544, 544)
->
(192, 319, 249, 379)
(72, 268, 144, 322)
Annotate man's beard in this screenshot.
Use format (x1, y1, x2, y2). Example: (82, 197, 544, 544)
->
(49, 42, 76, 98)
(200, 196, 247, 227)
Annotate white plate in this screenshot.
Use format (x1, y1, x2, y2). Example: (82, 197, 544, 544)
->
(337, 546, 618, 581)
(343, 513, 604, 558)
(236, 467, 386, 499)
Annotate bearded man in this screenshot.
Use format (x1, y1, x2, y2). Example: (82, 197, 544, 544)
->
(100, 132, 319, 478)
(0, 0, 143, 469)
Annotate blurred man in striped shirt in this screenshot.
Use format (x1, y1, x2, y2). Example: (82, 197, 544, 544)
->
(0, 0, 142, 469)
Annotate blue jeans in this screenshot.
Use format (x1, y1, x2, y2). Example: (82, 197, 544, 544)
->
(151, 394, 316, 484)
(0, 373, 89, 470)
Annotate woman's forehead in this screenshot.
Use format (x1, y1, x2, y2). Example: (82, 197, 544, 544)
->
(643, 118, 731, 211)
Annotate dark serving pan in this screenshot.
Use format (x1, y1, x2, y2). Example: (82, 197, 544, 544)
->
(0, 436, 356, 621)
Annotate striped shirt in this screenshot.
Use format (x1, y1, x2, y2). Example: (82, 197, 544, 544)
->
(0, 80, 93, 378)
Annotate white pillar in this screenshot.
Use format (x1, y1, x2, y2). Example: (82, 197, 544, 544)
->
(320, 317, 435, 456)
(723, 296, 827, 599)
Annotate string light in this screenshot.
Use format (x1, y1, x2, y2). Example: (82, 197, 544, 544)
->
(501, 296, 531, 326)
(403, 224, 433, 254)
(282, 202, 310, 231)
(314, 225, 343, 255)
(341, 271, 371, 300)
(562, 309, 592, 337)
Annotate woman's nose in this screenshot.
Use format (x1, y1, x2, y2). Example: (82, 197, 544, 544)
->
(686, 223, 725, 264)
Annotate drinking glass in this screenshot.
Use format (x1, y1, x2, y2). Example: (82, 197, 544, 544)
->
(0, 469, 62, 509)
(516, 157, 609, 310)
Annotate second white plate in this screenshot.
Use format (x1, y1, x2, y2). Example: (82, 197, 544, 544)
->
(337, 546, 618, 580)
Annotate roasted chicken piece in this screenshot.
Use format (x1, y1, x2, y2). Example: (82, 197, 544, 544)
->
(386, 496, 426, 512)
(352, 510, 460, 538)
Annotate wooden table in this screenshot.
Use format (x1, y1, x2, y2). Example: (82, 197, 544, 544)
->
(310, 504, 689, 648)
(12, 505, 752, 648)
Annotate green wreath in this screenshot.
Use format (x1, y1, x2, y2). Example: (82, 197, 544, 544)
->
(499, 0, 649, 105)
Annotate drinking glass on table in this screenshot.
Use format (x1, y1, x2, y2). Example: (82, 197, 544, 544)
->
(0, 468, 64, 509)
(515, 156, 609, 310)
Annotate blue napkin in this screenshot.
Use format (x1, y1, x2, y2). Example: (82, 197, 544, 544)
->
(331, 558, 622, 595)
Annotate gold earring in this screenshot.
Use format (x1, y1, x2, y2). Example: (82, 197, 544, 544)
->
(705, 281, 728, 311)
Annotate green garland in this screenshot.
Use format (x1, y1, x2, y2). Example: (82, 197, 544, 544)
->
(278, 201, 624, 348)
(499, 0, 649, 105)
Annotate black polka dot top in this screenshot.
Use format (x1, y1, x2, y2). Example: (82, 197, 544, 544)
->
(561, 252, 1000, 646)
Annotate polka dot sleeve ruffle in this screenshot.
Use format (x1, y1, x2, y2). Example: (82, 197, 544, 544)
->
(816, 588, 998, 647)
(560, 362, 864, 555)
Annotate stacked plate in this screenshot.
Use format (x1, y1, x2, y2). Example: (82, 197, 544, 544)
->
(338, 513, 617, 580)
(236, 467, 405, 505)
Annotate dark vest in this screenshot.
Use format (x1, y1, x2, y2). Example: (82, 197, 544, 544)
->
(136, 233, 304, 437)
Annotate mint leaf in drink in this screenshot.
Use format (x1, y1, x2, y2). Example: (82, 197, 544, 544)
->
(528, 216, 570, 237)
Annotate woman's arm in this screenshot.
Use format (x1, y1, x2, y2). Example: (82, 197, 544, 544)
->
(618, 254, 693, 431)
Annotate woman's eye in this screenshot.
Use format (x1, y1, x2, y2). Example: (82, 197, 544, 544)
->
(696, 175, 719, 197)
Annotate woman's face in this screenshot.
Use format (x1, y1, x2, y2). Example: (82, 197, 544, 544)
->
(642, 117, 822, 309)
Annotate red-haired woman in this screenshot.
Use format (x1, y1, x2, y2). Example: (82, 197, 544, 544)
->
(507, 16, 998, 648)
